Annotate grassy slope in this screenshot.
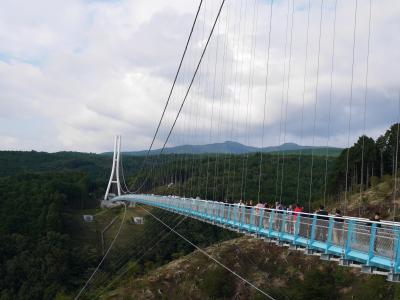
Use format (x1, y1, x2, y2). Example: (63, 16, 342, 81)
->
(326, 176, 400, 221)
(102, 237, 399, 300)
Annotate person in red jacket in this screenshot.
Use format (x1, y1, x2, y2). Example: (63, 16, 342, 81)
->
(293, 204, 303, 234)
(294, 203, 303, 217)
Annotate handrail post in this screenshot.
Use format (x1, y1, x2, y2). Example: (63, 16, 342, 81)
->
(234, 205, 239, 227)
(308, 215, 317, 251)
(250, 207, 255, 231)
(227, 204, 232, 223)
(218, 203, 223, 223)
(326, 217, 334, 254)
(366, 223, 377, 266)
(345, 219, 355, 259)
(258, 209, 265, 236)
(222, 203, 226, 223)
(268, 210, 275, 238)
(393, 226, 400, 273)
(240, 206, 246, 229)
(293, 214, 301, 245)
(279, 211, 287, 241)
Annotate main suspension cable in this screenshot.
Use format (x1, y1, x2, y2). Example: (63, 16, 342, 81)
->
(323, 0, 339, 206)
(242, 0, 260, 203)
(95, 212, 188, 297)
(274, 0, 291, 203)
(205, 12, 221, 199)
(129, 0, 204, 192)
(227, 0, 245, 202)
(394, 92, 400, 222)
(141, 206, 276, 300)
(257, 0, 274, 204)
(344, 0, 359, 215)
(359, 0, 372, 217)
(279, 0, 295, 204)
(230, 0, 248, 202)
(75, 202, 127, 299)
(296, 0, 311, 205)
(308, 0, 325, 212)
(133, 0, 226, 194)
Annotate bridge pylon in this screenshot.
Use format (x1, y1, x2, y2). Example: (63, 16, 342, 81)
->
(104, 135, 122, 200)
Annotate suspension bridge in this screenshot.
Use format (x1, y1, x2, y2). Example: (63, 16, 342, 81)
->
(105, 130, 400, 282)
(111, 194, 400, 280)
(78, 0, 400, 297)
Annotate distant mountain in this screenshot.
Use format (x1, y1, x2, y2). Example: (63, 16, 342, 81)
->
(102, 141, 343, 157)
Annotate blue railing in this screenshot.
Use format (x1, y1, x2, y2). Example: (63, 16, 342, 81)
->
(112, 194, 400, 276)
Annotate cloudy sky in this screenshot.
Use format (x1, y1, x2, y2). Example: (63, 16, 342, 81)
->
(0, 0, 399, 153)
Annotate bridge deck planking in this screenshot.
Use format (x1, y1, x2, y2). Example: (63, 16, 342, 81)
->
(112, 194, 400, 278)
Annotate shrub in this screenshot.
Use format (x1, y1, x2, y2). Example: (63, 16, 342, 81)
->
(201, 267, 235, 299)
(370, 176, 380, 187)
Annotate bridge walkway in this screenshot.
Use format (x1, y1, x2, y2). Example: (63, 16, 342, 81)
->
(112, 194, 400, 281)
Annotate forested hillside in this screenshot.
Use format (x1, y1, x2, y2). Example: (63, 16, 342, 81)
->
(329, 123, 400, 195)
(0, 152, 238, 299)
(128, 153, 335, 209)
(0, 151, 142, 299)
(0, 172, 99, 299)
(0, 151, 143, 181)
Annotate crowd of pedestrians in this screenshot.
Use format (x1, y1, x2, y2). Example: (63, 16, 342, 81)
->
(230, 199, 381, 224)
(226, 199, 384, 243)
(169, 194, 386, 252)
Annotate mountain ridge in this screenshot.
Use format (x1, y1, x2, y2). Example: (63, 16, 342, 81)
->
(102, 141, 343, 156)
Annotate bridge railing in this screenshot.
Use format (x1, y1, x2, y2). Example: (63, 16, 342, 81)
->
(116, 194, 400, 274)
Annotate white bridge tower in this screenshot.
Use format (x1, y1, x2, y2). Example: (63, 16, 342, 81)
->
(104, 135, 122, 200)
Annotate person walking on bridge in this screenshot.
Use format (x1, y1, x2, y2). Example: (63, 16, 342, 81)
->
(315, 205, 329, 241)
(333, 209, 344, 245)
(369, 212, 381, 252)
(293, 204, 303, 235)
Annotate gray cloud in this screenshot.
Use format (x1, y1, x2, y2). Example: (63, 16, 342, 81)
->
(0, 0, 398, 153)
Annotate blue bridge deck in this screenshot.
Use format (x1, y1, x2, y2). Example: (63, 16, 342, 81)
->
(112, 194, 400, 279)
